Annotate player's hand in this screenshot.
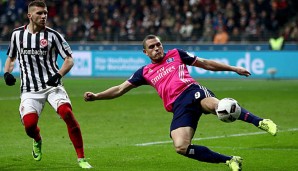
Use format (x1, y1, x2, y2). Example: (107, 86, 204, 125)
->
(236, 67, 251, 77)
(4, 72, 16, 86)
(46, 73, 62, 87)
(84, 92, 96, 101)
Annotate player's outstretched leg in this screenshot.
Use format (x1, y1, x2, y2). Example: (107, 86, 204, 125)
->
(237, 107, 278, 136)
(57, 103, 92, 168)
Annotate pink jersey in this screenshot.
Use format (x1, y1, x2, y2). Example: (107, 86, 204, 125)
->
(128, 49, 198, 112)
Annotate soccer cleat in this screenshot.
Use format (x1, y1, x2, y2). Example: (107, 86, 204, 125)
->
(258, 119, 278, 136)
(226, 156, 243, 171)
(78, 158, 92, 169)
(32, 140, 42, 161)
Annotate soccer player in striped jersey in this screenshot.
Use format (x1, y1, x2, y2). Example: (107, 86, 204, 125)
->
(84, 35, 277, 171)
(3, 1, 92, 169)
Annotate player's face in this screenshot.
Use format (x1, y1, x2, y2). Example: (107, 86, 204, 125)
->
(143, 38, 164, 63)
(28, 6, 48, 28)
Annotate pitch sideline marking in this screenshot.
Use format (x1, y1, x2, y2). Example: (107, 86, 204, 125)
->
(135, 128, 298, 146)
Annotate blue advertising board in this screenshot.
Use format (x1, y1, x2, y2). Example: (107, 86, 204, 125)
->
(1, 50, 297, 79)
(188, 51, 297, 79)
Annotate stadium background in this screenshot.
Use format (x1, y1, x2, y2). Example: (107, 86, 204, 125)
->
(0, 1, 298, 170)
(0, 0, 297, 79)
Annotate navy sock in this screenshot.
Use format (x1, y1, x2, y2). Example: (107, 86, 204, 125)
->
(238, 107, 263, 127)
(185, 145, 231, 163)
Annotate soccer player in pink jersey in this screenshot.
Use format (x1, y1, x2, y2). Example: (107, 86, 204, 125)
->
(84, 35, 277, 170)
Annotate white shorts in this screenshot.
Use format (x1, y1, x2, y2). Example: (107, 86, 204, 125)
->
(19, 86, 71, 118)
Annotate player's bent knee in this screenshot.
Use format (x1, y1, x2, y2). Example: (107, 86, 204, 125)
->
(57, 103, 80, 128)
(23, 113, 39, 128)
(174, 144, 189, 155)
(57, 103, 73, 119)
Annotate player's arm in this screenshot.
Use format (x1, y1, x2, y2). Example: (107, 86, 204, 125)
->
(46, 56, 73, 87)
(3, 56, 17, 86)
(193, 57, 251, 77)
(47, 32, 74, 86)
(4, 56, 16, 73)
(58, 56, 74, 76)
(84, 80, 135, 101)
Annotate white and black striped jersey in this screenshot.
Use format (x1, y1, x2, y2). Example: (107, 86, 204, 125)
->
(7, 25, 72, 93)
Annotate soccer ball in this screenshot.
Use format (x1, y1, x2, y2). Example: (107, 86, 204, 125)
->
(216, 98, 241, 123)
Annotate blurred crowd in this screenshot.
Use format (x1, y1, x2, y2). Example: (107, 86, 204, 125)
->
(0, 0, 297, 43)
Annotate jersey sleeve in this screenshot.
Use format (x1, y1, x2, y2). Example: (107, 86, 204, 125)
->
(6, 32, 17, 58)
(127, 66, 148, 87)
(53, 31, 72, 59)
(177, 49, 198, 65)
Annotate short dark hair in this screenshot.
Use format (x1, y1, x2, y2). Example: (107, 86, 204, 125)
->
(28, 0, 47, 11)
(142, 34, 158, 49)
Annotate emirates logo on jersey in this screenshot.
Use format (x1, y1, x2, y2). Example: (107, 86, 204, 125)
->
(151, 66, 175, 85)
(40, 39, 48, 47)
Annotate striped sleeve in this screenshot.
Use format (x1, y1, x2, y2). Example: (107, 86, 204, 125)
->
(47, 28, 72, 59)
(7, 31, 17, 58)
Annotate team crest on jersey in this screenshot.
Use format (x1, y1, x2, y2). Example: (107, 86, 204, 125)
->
(40, 39, 48, 47)
(166, 57, 174, 63)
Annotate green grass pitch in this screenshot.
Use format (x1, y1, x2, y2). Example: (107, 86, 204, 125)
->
(0, 78, 297, 171)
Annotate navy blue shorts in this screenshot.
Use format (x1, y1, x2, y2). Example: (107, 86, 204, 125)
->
(170, 84, 215, 132)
